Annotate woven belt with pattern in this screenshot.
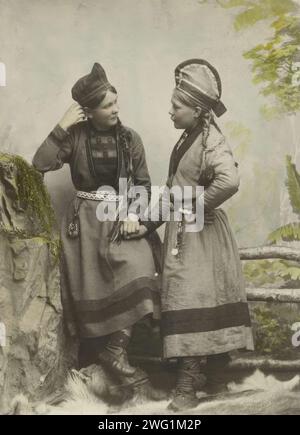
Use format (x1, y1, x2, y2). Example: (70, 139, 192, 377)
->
(76, 190, 123, 202)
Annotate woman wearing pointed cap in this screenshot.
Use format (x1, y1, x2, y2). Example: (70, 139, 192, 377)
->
(140, 59, 255, 411)
(32, 63, 162, 384)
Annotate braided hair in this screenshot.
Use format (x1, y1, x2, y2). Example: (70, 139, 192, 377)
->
(117, 119, 134, 188)
(201, 110, 212, 149)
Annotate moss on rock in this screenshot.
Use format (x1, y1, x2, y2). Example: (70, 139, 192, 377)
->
(0, 153, 60, 261)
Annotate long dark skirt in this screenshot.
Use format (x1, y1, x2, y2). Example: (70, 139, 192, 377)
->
(161, 208, 254, 358)
(60, 197, 161, 338)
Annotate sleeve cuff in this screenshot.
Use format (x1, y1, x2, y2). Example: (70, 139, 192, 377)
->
(50, 124, 70, 142)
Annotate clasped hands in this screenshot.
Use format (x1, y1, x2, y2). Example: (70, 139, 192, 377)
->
(120, 209, 215, 240)
(120, 214, 147, 240)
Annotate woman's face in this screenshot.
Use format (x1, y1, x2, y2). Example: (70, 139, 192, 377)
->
(169, 91, 201, 130)
(87, 90, 119, 129)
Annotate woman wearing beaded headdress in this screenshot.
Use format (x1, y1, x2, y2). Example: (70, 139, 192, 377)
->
(140, 59, 254, 411)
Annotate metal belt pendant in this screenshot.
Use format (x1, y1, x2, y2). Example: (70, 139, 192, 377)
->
(171, 219, 184, 258)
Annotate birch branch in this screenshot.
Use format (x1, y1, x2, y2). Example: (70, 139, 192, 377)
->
(239, 246, 300, 262)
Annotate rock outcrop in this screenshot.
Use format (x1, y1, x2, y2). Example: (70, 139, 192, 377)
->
(0, 154, 68, 413)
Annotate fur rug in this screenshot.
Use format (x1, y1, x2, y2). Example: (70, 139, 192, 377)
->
(6, 368, 300, 415)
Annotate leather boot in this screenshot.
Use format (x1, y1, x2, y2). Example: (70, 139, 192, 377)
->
(168, 358, 204, 412)
(204, 352, 231, 395)
(98, 329, 136, 377)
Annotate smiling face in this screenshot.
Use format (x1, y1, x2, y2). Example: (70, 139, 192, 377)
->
(169, 89, 202, 130)
(86, 89, 119, 130)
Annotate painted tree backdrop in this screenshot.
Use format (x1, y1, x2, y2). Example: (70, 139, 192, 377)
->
(206, 0, 300, 244)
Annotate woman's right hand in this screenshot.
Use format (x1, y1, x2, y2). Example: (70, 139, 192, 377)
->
(124, 224, 148, 240)
(59, 103, 86, 131)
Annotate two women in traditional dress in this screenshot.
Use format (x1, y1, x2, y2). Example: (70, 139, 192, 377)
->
(33, 60, 254, 411)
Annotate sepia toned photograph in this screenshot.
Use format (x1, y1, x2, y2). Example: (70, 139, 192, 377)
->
(1, 0, 300, 417)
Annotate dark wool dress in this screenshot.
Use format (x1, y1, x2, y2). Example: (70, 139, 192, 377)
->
(32, 121, 161, 338)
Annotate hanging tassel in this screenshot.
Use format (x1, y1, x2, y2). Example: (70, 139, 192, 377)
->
(67, 198, 81, 238)
(68, 221, 79, 238)
(109, 219, 122, 244)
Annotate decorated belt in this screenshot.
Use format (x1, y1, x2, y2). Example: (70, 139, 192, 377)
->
(76, 190, 123, 202)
